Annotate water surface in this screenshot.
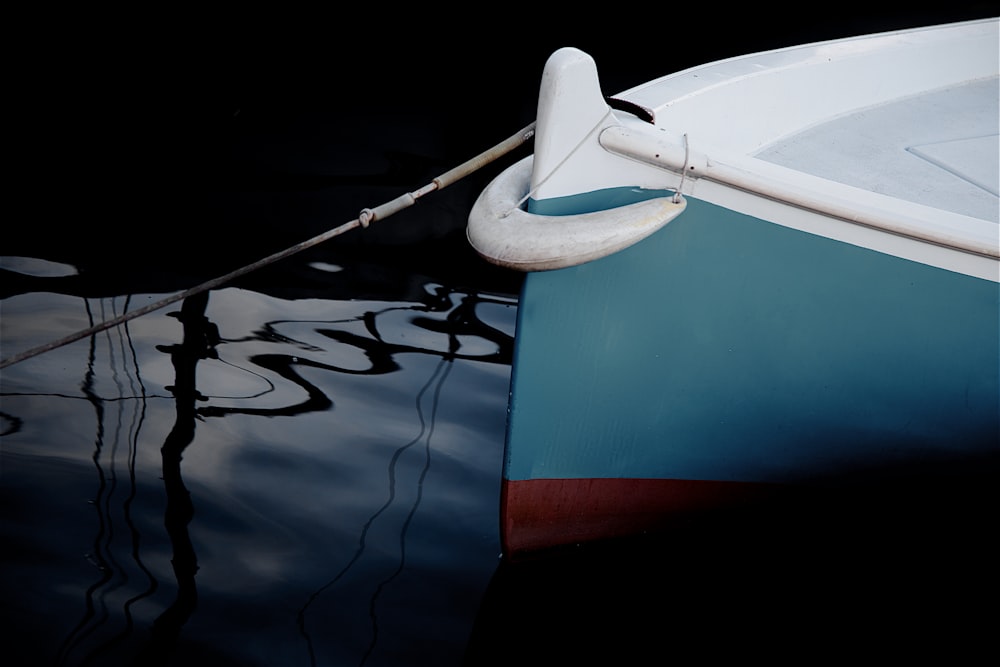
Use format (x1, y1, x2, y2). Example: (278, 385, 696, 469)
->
(2, 247, 517, 666)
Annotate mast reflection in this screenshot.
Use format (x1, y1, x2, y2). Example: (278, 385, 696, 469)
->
(131, 291, 217, 665)
(45, 283, 514, 665)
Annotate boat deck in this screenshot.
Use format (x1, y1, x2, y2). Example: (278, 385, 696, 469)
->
(755, 76, 999, 223)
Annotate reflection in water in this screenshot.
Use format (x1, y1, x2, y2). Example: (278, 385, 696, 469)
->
(297, 341, 456, 667)
(54, 296, 154, 666)
(55, 294, 216, 666)
(133, 292, 216, 666)
(360, 357, 450, 666)
(5, 281, 514, 666)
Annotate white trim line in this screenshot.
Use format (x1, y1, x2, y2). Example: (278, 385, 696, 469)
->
(599, 125, 1000, 282)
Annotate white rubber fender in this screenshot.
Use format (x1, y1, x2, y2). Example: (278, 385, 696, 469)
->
(467, 156, 686, 271)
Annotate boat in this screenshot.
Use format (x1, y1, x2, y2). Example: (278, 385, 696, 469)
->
(467, 18, 1000, 559)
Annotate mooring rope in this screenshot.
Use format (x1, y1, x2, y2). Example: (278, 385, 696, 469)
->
(0, 123, 536, 370)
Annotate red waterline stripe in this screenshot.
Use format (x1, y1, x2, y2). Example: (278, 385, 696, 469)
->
(501, 477, 787, 558)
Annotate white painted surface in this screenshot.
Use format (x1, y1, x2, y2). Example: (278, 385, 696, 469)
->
(467, 157, 686, 271)
(523, 19, 999, 281)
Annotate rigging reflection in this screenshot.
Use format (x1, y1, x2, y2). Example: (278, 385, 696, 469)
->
(43, 283, 513, 665)
(55, 296, 155, 666)
(197, 286, 513, 419)
(296, 316, 462, 667)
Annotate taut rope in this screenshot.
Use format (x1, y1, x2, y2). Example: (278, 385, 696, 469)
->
(0, 123, 536, 370)
(506, 108, 612, 217)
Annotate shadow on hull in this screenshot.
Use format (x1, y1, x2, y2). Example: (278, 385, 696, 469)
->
(465, 453, 998, 663)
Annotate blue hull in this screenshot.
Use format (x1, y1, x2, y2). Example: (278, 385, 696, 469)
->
(503, 196, 999, 554)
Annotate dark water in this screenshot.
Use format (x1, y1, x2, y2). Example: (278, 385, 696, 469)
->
(3, 45, 528, 662)
(1, 257, 516, 667)
(4, 7, 997, 666)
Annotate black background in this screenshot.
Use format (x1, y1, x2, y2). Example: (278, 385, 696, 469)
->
(9, 5, 996, 270)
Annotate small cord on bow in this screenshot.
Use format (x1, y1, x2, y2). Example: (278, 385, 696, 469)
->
(673, 133, 690, 204)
